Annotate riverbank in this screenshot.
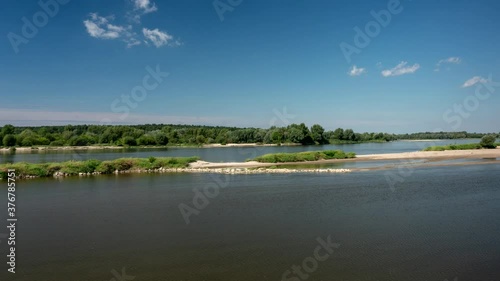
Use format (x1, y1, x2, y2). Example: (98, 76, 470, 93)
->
(2, 148, 499, 180)
(0, 143, 303, 153)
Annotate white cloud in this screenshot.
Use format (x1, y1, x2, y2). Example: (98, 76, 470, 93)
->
(84, 13, 142, 47)
(84, 14, 124, 39)
(142, 28, 176, 47)
(462, 76, 487, 88)
(435, 57, 461, 71)
(133, 0, 157, 14)
(348, 65, 366, 76)
(381, 61, 420, 77)
(84, 2, 181, 49)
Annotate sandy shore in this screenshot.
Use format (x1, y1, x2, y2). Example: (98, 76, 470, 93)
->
(0, 143, 302, 153)
(201, 143, 301, 148)
(189, 148, 500, 169)
(0, 145, 126, 153)
(3, 148, 499, 180)
(356, 148, 500, 160)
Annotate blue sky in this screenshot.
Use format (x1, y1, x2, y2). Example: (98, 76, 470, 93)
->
(1, 0, 499, 133)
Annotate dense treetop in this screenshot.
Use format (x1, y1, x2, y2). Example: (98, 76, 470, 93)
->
(0, 124, 496, 147)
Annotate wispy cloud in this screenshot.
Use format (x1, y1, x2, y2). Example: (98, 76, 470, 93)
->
(348, 65, 366, 76)
(381, 61, 420, 77)
(143, 28, 180, 47)
(84, 1, 180, 49)
(83, 13, 140, 48)
(128, 0, 158, 23)
(462, 76, 487, 88)
(133, 0, 157, 14)
(435, 56, 461, 71)
(83, 13, 125, 39)
(0, 108, 231, 126)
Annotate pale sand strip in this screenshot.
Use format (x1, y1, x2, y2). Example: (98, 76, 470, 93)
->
(190, 148, 500, 169)
(356, 148, 500, 160)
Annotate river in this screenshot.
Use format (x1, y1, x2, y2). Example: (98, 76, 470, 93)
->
(0, 163, 499, 280)
(0, 139, 483, 164)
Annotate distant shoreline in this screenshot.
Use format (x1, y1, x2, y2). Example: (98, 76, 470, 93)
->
(0, 139, 483, 154)
(2, 148, 498, 180)
(0, 143, 294, 153)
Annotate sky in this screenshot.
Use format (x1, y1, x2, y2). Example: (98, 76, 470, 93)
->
(0, 0, 499, 133)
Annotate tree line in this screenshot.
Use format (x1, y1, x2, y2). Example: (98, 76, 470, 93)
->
(0, 124, 496, 147)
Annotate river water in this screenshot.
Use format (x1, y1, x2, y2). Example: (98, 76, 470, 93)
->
(0, 139, 483, 164)
(0, 163, 499, 281)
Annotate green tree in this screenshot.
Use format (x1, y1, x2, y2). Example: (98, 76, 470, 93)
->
(332, 128, 344, 140)
(344, 129, 355, 141)
(287, 128, 304, 143)
(1, 124, 15, 135)
(121, 136, 137, 146)
(3, 134, 16, 147)
(480, 134, 497, 148)
(154, 132, 169, 145)
(310, 124, 326, 144)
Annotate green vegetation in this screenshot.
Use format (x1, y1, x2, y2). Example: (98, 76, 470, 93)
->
(0, 156, 199, 179)
(480, 134, 497, 148)
(0, 124, 497, 148)
(423, 143, 482, 151)
(252, 150, 356, 163)
(423, 137, 499, 151)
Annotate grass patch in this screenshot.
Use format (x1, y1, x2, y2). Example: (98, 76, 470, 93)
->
(423, 143, 489, 151)
(0, 156, 199, 179)
(252, 150, 356, 163)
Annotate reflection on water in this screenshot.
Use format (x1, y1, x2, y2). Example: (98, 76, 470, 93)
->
(1, 164, 499, 281)
(0, 139, 483, 164)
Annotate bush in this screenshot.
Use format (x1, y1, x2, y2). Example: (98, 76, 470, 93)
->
(137, 135, 156, 146)
(424, 142, 488, 151)
(2, 134, 16, 147)
(480, 134, 497, 149)
(121, 136, 137, 146)
(0, 156, 200, 179)
(96, 161, 116, 174)
(253, 150, 356, 163)
(50, 140, 65, 146)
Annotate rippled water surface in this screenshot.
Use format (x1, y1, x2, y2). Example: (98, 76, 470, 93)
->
(1, 164, 499, 281)
(0, 139, 484, 164)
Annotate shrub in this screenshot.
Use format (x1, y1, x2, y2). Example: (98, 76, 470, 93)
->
(0, 156, 200, 179)
(121, 136, 137, 146)
(253, 150, 356, 163)
(480, 134, 497, 149)
(50, 140, 65, 146)
(114, 158, 135, 171)
(83, 159, 102, 173)
(96, 161, 116, 174)
(3, 134, 16, 147)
